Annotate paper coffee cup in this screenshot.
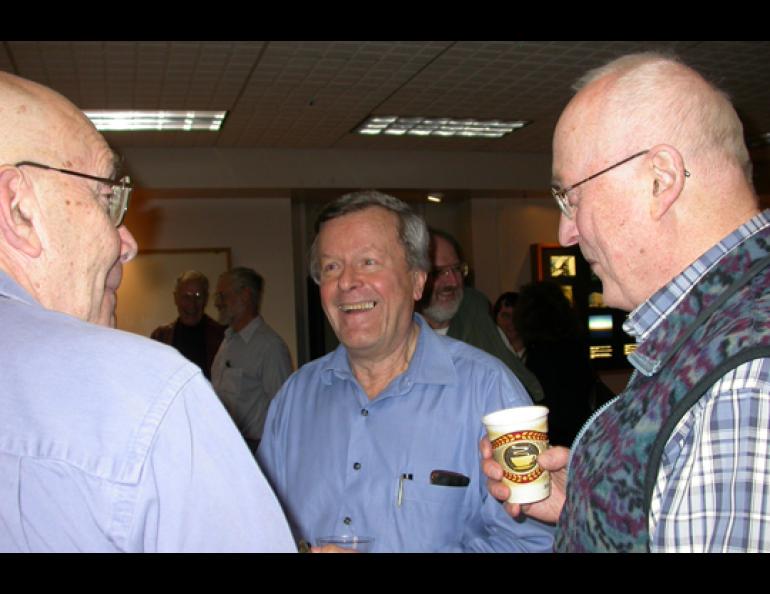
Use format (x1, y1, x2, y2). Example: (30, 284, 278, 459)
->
(482, 406, 550, 504)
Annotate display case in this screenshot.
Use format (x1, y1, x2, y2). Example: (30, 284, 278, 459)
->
(530, 243, 635, 370)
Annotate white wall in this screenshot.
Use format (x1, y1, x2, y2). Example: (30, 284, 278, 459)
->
(120, 195, 298, 367)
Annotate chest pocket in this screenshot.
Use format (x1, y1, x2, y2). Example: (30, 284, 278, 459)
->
(219, 366, 243, 393)
(402, 478, 469, 506)
(397, 474, 471, 551)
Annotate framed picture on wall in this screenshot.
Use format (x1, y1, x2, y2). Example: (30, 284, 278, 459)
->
(549, 254, 576, 278)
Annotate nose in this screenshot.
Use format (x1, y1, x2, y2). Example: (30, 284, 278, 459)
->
(337, 264, 361, 292)
(445, 268, 462, 286)
(118, 225, 138, 263)
(558, 213, 579, 247)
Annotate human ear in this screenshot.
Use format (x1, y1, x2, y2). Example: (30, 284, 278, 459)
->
(0, 168, 42, 257)
(648, 144, 687, 221)
(412, 269, 428, 301)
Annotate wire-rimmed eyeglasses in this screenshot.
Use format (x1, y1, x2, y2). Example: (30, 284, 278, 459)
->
(15, 160, 132, 227)
(551, 150, 650, 220)
(431, 262, 469, 279)
(551, 149, 691, 220)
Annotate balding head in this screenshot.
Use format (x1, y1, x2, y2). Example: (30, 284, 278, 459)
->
(0, 72, 137, 326)
(553, 53, 759, 311)
(567, 52, 752, 186)
(0, 72, 110, 169)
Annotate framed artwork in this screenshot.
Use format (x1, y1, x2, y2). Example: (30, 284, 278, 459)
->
(549, 254, 576, 278)
(115, 248, 231, 338)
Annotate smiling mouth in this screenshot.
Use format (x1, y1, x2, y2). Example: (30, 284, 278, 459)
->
(338, 301, 377, 313)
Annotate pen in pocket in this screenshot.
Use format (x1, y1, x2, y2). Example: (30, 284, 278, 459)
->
(397, 473, 413, 507)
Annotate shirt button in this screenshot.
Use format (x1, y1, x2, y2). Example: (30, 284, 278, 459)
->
(361, 409, 369, 416)
(353, 462, 361, 470)
(343, 517, 352, 525)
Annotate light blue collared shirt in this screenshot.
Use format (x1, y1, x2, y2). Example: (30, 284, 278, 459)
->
(0, 272, 295, 552)
(258, 314, 555, 553)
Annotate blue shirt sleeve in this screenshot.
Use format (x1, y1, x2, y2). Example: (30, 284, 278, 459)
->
(129, 373, 296, 552)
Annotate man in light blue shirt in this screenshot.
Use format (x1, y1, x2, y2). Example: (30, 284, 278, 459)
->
(258, 191, 554, 553)
(0, 72, 294, 552)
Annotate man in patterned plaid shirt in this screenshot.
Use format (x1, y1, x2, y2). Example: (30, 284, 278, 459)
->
(482, 52, 770, 552)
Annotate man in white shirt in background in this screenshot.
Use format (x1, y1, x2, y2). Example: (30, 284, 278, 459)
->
(212, 266, 293, 453)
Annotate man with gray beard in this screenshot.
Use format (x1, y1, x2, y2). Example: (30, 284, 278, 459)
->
(419, 229, 544, 403)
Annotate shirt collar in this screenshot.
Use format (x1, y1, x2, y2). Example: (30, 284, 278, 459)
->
(0, 270, 41, 307)
(321, 313, 458, 392)
(625, 209, 770, 376)
(225, 315, 263, 341)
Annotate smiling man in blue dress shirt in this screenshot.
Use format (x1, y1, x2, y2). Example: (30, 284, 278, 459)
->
(258, 190, 554, 553)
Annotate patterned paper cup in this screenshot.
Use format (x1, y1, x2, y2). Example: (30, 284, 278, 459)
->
(482, 406, 550, 504)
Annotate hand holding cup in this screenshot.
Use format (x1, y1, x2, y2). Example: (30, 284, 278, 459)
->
(482, 406, 551, 505)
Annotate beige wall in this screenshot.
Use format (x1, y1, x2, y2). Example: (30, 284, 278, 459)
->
(120, 195, 298, 367)
(471, 197, 562, 302)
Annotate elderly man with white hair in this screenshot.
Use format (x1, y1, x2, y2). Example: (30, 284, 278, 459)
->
(0, 72, 293, 552)
(483, 52, 770, 552)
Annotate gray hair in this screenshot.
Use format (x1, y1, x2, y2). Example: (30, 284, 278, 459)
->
(221, 267, 264, 310)
(309, 190, 430, 283)
(175, 270, 209, 295)
(573, 51, 752, 184)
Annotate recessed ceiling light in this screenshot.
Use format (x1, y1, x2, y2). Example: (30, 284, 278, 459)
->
(355, 115, 530, 139)
(427, 193, 443, 203)
(84, 110, 228, 132)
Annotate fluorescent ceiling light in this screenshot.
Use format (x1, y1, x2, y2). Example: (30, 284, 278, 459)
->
(355, 115, 529, 138)
(84, 110, 227, 132)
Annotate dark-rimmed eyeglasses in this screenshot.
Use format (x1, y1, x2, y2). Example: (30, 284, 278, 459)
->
(15, 160, 132, 227)
(551, 150, 650, 220)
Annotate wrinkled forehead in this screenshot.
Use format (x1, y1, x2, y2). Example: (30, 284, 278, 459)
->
(553, 99, 607, 181)
(320, 206, 401, 248)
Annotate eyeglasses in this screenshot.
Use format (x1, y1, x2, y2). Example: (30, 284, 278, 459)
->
(431, 262, 469, 279)
(15, 160, 132, 227)
(178, 291, 206, 301)
(551, 150, 650, 220)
